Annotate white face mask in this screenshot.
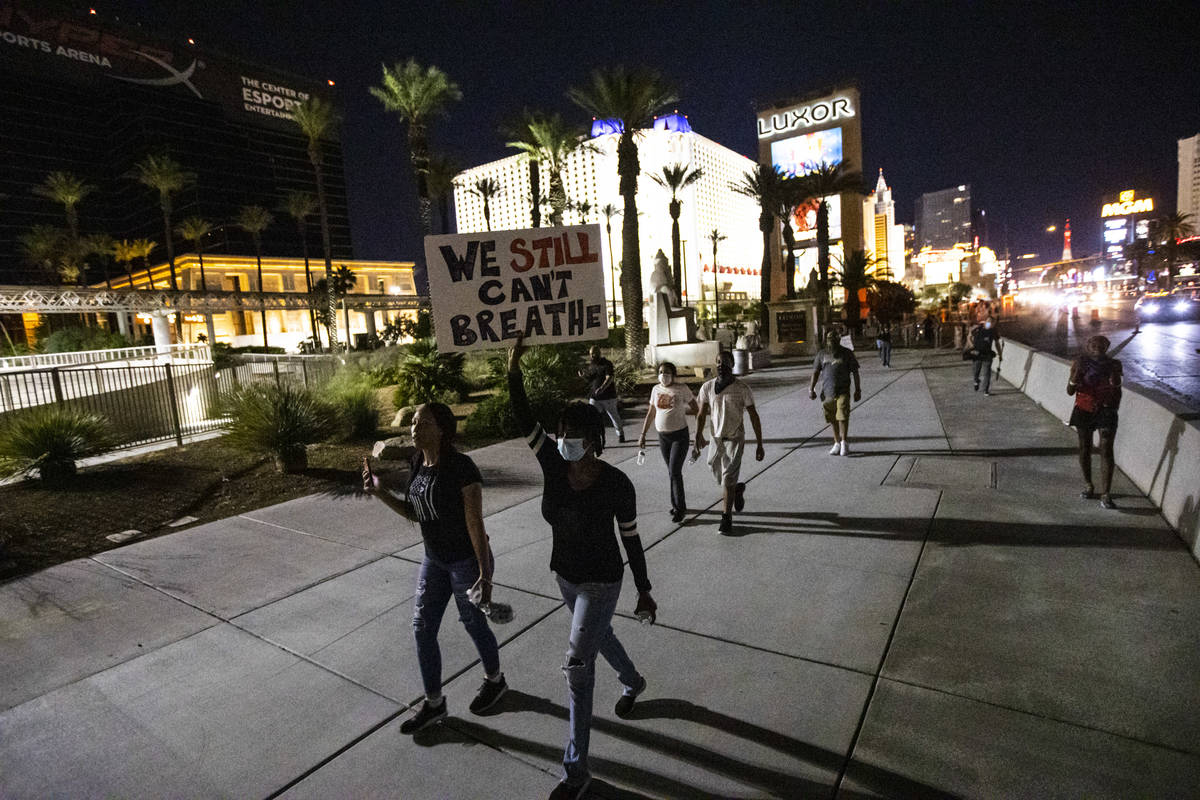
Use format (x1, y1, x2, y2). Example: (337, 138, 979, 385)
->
(984, 321, 993, 329)
(557, 437, 588, 462)
(659, 374, 673, 387)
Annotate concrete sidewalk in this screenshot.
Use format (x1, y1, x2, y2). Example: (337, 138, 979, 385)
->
(2, 349, 1198, 799)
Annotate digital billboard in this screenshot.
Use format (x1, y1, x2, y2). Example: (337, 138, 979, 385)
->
(788, 195, 841, 242)
(770, 128, 844, 177)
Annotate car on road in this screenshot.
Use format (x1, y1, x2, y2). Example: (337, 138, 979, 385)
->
(1135, 288, 1200, 321)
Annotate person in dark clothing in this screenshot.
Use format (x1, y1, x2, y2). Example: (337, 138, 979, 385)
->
(363, 402, 506, 733)
(965, 315, 1003, 394)
(579, 345, 624, 442)
(876, 323, 892, 367)
(1067, 335, 1123, 509)
(509, 336, 657, 800)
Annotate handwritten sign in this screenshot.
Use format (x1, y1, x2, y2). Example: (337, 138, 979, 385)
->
(424, 224, 609, 352)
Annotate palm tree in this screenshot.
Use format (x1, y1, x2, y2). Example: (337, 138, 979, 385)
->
(507, 113, 591, 227)
(469, 177, 502, 231)
(176, 217, 213, 291)
(572, 199, 593, 224)
(131, 238, 157, 287)
(83, 233, 115, 289)
(1151, 211, 1195, 289)
(599, 203, 622, 323)
(731, 163, 783, 337)
(19, 226, 64, 284)
(237, 205, 274, 347)
(370, 59, 462, 295)
(650, 163, 704, 300)
(281, 190, 320, 344)
(834, 249, 880, 335)
(32, 171, 95, 243)
(795, 160, 864, 318)
(331, 265, 358, 349)
(112, 239, 138, 286)
(426, 154, 462, 234)
(708, 229, 727, 331)
(503, 110, 547, 228)
(127, 154, 194, 291)
(292, 96, 341, 351)
(569, 66, 678, 364)
(774, 173, 812, 300)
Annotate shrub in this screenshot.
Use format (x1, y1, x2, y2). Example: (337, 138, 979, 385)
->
(610, 354, 641, 397)
(323, 372, 380, 440)
(465, 345, 572, 439)
(392, 338, 468, 408)
(220, 383, 337, 472)
(39, 326, 128, 354)
(0, 406, 115, 484)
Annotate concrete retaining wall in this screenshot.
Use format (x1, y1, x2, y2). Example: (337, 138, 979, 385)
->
(998, 339, 1200, 560)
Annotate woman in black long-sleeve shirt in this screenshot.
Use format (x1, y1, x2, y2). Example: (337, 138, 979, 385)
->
(508, 337, 657, 800)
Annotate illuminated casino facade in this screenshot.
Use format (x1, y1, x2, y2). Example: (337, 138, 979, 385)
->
(453, 114, 762, 320)
(0, 2, 353, 286)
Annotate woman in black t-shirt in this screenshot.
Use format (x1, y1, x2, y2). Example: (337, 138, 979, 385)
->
(508, 336, 657, 800)
(363, 402, 506, 734)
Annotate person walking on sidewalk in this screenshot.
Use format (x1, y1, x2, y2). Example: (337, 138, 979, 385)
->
(362, 402, 506, 734)
(1067, 334, 1123, 509)
(876, 323, 893, 367)
(965, 314, 1003, 395)
(579, 345, 625, 443)
(810, 328, 862, 456)
(694, 350, 765, 536)
(637, 361, 699, 524)
(508, 337, 658, 800)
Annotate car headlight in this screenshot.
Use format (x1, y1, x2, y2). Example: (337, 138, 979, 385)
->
(1175, 300, 1191, 312)
(1142, 303, 1158, 314)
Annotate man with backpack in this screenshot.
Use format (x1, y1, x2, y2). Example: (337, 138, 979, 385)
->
(965, 314, 1003, 395)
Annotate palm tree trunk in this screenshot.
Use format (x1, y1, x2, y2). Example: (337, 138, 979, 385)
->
(197, 246, 207, 292)
(817, 200, 831, 322)
(299, 222, 318, 346)
(669, 199, 682, 300)
(409, 122, 433, 302)
(781, 221, 797, 300)
(343, 297, 352, 351)
(161, 202, 178, 291)
(529, 162, 541, 228)
(607, 221, 617, 326)
(256, 247, 268, 348)
(309, 144, 338, 351)
(483, 199, 492, 232)
(759, 223, 772, 339)
(617, 133, 644, 365)
(549, 170, 566, 227)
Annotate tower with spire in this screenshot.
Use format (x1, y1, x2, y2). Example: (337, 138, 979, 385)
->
(864, 168, 906, 281)
(1061, 219, 1073, 261)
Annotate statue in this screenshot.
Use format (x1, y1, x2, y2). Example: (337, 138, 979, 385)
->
(648, 249, 678, 307)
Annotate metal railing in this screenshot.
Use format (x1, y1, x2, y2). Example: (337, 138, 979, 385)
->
(0, 351, 339, 452)
(0, 344, 212, 371)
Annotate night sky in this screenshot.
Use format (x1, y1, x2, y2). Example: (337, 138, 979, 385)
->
(96, 0, 1200, 266)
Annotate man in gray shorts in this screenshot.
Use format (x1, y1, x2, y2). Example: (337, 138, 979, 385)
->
(694, 351, 765, 535)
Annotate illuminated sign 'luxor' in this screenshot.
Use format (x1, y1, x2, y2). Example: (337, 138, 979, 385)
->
(757, 96, 855, 138)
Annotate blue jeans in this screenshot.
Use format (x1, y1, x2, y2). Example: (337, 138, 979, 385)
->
(556, 574, 642, 786)
(589, 397, 623, 439)
(658, 426, 689, 514)
(973, 357, 994, 392)
(412, 554, 500, 698)
(878, 340, 892, 366)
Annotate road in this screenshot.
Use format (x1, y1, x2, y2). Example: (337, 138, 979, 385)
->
(1001, 298, 1200, 415)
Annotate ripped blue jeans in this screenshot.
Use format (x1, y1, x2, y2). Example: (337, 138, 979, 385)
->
(555, 574, 642, 786)
(413, 554, 500, 698)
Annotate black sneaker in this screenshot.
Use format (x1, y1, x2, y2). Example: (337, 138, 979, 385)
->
(614, 674, 647, 718)
(469, 675, 508, 714)
(548, 777, 592, 800)
(718, 513, 733, 536)
(1100, 494, 1117, 510)
(670, 508, 685, 523)
(399, 699, 446, 734)
(973, 380, 980, 391)
(733, 482, 746, 512)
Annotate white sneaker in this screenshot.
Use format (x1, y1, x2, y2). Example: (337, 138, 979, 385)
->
(840, 441, 848, 456)
(829, 442, 841, 455)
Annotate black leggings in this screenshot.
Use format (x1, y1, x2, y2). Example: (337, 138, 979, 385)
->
(658, 426, 690, 514)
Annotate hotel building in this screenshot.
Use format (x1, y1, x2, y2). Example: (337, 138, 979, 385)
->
(861, 169, 906, 283)
(453, 114, 762, 319)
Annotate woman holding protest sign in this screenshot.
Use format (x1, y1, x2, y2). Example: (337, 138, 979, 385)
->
(507, 335, 657, 800)
(362, 402, 507, 733)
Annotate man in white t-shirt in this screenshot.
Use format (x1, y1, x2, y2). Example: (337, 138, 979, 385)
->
(694, 350, 765, 535)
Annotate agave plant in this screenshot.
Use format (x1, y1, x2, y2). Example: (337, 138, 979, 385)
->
(0, 406, 115, 484)
(323, 372, 381, 440)
(394, 338, 468, 407)
(220, 383, 337, 473)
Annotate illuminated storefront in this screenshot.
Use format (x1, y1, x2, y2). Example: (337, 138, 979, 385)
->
(1099, 189, 1155, 259)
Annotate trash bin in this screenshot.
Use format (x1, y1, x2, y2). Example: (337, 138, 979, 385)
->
(732, 348, 750, 376)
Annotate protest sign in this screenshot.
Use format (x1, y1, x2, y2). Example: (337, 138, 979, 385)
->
(423, 224, 609, 352)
